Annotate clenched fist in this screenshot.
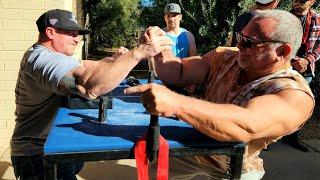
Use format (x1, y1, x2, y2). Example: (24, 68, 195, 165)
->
(124, 83, 179, 117)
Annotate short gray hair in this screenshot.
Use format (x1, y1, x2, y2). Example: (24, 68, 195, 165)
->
(254, 10, 303, 59)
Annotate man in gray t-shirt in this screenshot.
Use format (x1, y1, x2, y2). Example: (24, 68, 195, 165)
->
(11, 9, 172, 180)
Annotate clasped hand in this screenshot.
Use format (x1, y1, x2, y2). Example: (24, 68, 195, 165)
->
(125, 27, 176, 117)
(136, 26, 173, 59)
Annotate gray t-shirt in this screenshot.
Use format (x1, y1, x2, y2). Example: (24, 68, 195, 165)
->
(11, 44, 81, 156)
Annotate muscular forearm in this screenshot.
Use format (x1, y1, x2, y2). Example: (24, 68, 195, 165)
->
(78, 50, 141, 98)
(173, 95, 255, 142)
(63, 30, 173, 99)
(125, 82, 313, 143)
(172, 94, 296, 143)
(173, 90, 313, 143)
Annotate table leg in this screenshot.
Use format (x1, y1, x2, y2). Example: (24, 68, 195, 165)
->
(229, 147, 244, 180)
(44, 158, 57, 180)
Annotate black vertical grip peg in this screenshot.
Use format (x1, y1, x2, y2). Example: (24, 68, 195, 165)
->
(98, 97, 106, 123)
(146, 70, 160, 163)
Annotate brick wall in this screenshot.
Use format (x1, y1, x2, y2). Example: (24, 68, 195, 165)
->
(0, 0, 84, 152)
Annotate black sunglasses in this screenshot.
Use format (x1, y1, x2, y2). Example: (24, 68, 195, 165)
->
(293, 0, 309, 3)
(236, 32, 285, 49)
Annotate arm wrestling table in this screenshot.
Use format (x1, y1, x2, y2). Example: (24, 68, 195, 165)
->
(43, 80, 245, 180)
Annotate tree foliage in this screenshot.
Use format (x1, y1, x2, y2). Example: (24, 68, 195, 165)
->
(139, 0, 320, 101)
(86, 0, 141, 52)
(87, 0, 319, 54)
(140, 0, 242, 54)
(140, 0, 319, 54)
(87, 0, 320, 100)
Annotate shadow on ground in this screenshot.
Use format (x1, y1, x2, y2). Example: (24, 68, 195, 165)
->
(78, 160, 137, 180)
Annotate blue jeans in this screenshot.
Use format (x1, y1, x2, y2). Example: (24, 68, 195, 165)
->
(11, 154, 84, 180)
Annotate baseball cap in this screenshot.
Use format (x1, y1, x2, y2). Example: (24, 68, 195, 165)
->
(36, 9, 91, 35)
(164, 3, 181, 14)
(256, 0, 274, 4)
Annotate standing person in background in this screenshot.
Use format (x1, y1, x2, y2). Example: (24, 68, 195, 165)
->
(163, 3, 197, 58)
(126, 10, 314, 179)
(10, 9, 172, 180)
(282, 0, 320, 152)
(230, 0, 280, 46)
(163, 3, 197, 94)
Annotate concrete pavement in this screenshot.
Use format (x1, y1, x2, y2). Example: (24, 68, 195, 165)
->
(261, 140, 320, 180)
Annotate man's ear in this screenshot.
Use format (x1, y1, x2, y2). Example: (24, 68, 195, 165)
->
(45, 27, 55, 40)
(276, 43, 292, 59)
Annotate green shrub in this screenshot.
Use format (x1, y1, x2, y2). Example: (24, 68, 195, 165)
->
(86, 0, 141, 52)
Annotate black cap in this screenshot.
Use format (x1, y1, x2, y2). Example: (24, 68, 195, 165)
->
(164, 3, 181, 14)
(36, 9, 91, 35)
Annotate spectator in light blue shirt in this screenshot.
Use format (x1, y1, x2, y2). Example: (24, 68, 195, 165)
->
(163, 3, 197, 58)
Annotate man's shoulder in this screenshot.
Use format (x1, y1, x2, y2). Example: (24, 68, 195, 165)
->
(30, 44, 60, 58)
(310, 10, 320, 17)
(203, 47, 238, 57)
(26, 44, 52, 63)
(180, 27, 192, 33)
(26, 44, 79, 72)
(215, 46, 239, 55)
(183, 29, 195, 40)
(32, 45, 75, 61)
(180, 27, 188, 32)
(259, 70, 314, 100)
(309, 10, 320, 22)
(309, 10, 320, 28)
(178, 28, 188, 36)
(202, 47, 239, 64)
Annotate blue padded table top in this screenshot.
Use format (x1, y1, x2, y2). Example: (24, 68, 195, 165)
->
(44, 80, 240, 155)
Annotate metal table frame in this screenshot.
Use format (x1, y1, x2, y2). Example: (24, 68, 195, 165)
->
(44, 143, 244, 180)
(44, 81, 245, 180)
